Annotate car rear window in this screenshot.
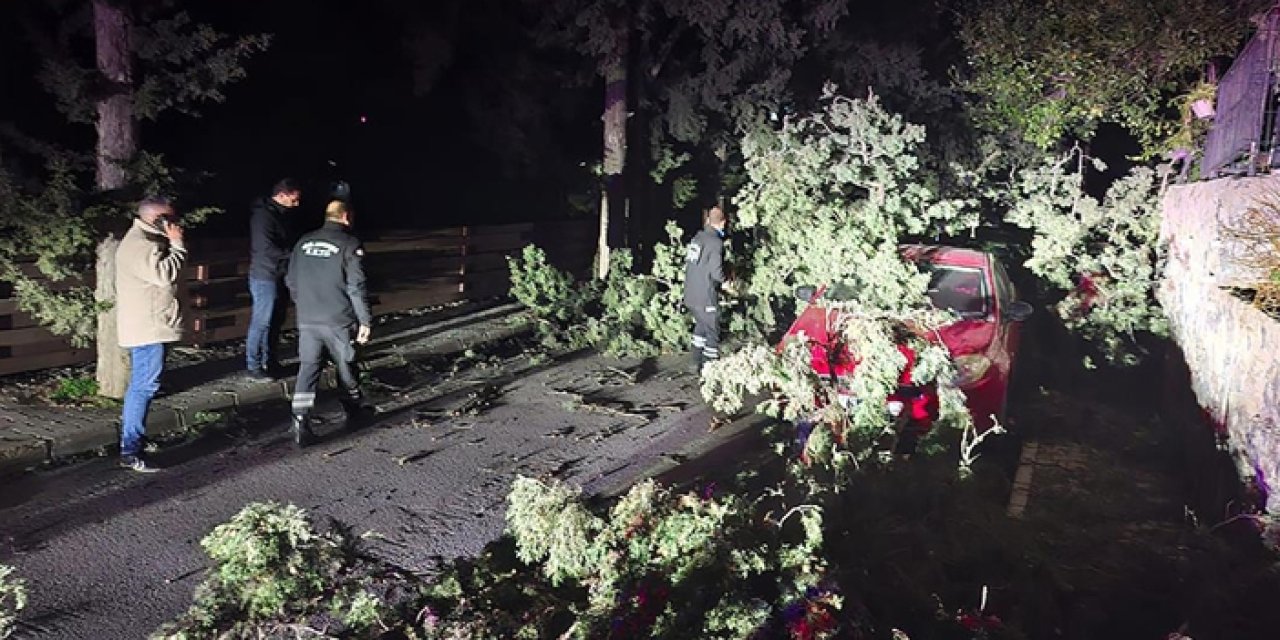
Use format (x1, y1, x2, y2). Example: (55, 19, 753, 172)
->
(926, 265, 988, 318)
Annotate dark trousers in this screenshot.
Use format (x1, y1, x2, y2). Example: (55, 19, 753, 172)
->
(291, 324, 362, 417)
(690, 304, 720, 367)
(246, 277, 286, 372)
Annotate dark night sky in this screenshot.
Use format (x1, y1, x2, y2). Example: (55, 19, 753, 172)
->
(0, 0, 599, 236)
(0, 0, 1143, 237)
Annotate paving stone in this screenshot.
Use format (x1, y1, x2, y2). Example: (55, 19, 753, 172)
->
(0, 406, 116, 461)
(0, 429, 48, 474)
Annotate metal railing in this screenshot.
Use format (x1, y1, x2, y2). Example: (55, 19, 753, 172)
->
(1202, 8, 1280, 178)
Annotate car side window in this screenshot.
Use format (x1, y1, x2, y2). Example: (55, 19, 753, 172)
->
(926, 266, 988, 318)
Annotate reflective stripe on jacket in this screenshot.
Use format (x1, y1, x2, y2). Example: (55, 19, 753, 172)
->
(682, 226, 724, 311)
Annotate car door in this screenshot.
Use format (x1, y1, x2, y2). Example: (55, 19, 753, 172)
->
(989, 257, 1022, 375)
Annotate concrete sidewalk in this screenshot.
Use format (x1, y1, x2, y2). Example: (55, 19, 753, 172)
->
(0, 301, 532, 477)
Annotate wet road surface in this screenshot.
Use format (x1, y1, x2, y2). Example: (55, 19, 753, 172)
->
(0, 352, 715, 639)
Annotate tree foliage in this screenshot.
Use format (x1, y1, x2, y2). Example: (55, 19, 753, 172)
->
(507, 224, 690, 357)
(0, 3, 266, 348)
(687, 89, 976, 479)
(156, 502, 394, 638)
(1000, 149, 1169, 366)
(419, 476, 830, 638)
(732, 86, 977, 333)
(0, 150, 217, 346)
(812, 0, 994, 182)
(956, 0, 1262, 154)
(531, 0, 848, 207)
(510, 89, 982, 474)
(0, 565, 25, 640)
(199, 502, 336, 620)
(584, 222, 690, 356)
(507, 244, 593, 332)
(0, 158, 102, 344)
(38, 4, 269, 124)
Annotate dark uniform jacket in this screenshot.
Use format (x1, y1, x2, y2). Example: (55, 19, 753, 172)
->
(683, 226, 724, 311)
(285, 221, 372, 329)
(248, 197, 292, 281)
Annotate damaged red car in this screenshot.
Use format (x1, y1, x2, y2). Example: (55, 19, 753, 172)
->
(783, 246, 1033, 452)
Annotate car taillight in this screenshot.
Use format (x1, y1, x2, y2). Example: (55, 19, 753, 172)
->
(953, 354, 992, 387)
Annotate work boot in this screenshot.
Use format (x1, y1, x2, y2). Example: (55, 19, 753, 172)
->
(341, 398, 374, 431)
(290, 414, 316, 448)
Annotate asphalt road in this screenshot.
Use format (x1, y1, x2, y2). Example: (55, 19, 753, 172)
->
(0, 352, 722, 639)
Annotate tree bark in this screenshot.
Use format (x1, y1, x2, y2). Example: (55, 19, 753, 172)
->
(94, 0, 136, 191)
(95, 237, 129, 398)
(597, 32, 628, 279)
(93, 0, 136, 399)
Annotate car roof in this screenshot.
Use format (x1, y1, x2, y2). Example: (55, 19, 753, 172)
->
(900, 244, 991, 269)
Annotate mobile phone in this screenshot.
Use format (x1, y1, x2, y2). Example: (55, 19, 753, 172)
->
(156, 218, 170, 232)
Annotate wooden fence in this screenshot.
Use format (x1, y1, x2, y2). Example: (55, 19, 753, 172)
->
(0, 220, 594, 376)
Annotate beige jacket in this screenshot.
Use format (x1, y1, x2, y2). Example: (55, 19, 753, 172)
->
(115, 218, 188, 348)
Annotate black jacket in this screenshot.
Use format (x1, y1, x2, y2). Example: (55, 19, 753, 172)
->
(285, 221, 372, 329)
(248, 197, 292, 281)
(683, 226, 724, 311)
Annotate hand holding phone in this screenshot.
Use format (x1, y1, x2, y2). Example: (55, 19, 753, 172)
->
(161, 218, 184, 245)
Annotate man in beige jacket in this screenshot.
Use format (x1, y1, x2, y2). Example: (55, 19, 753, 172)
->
(115, 197, 187, 472)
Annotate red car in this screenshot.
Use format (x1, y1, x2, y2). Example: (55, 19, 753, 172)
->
(783, 246, 1032, 449)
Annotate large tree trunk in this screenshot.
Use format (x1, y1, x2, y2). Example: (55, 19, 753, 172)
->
(93, 0, 136, 399)
(597, 34, 628, 280)
(94, 237, 128, 397)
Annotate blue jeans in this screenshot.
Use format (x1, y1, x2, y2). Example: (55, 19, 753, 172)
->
(246, 277, 284, 371)
(121, 343, 165, 457)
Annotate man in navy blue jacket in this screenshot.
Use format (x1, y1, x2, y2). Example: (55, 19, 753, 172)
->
(244, 178, 301, 379)
(683, 206, 727, 374)
(285, 199, 372, 446)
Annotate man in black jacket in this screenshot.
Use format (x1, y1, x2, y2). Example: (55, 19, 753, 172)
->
(683, 206, 727, 374)
(245, 178, 302, 380)
(285, 199, 372, 446)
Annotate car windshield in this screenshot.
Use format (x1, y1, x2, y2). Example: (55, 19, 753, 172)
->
(817, 264, 990, 318)
(926, 265, 988, 318)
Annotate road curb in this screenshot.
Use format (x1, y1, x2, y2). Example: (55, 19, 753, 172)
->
(0, 305, 531, 477)
(1007, 440, 1039, 518)
(0, 431, 47, 473)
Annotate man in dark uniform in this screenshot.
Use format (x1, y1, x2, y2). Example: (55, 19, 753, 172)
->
(245, 178, 301, 380)
(285, 199, 372, 446)
(683, 205, 727, 374)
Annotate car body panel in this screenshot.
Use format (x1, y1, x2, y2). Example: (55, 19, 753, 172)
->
(782, 246, 1026, 433)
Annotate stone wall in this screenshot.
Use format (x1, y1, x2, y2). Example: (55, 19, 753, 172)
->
(1160, 176, 1280, 513)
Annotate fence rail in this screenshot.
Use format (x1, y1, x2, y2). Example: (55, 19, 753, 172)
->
(0, 220, 594, 376)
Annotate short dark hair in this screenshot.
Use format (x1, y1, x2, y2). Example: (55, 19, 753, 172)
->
(137, 195, 174, 219)
(138, 195, 172, 209)
(271, 178, 301, 196)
